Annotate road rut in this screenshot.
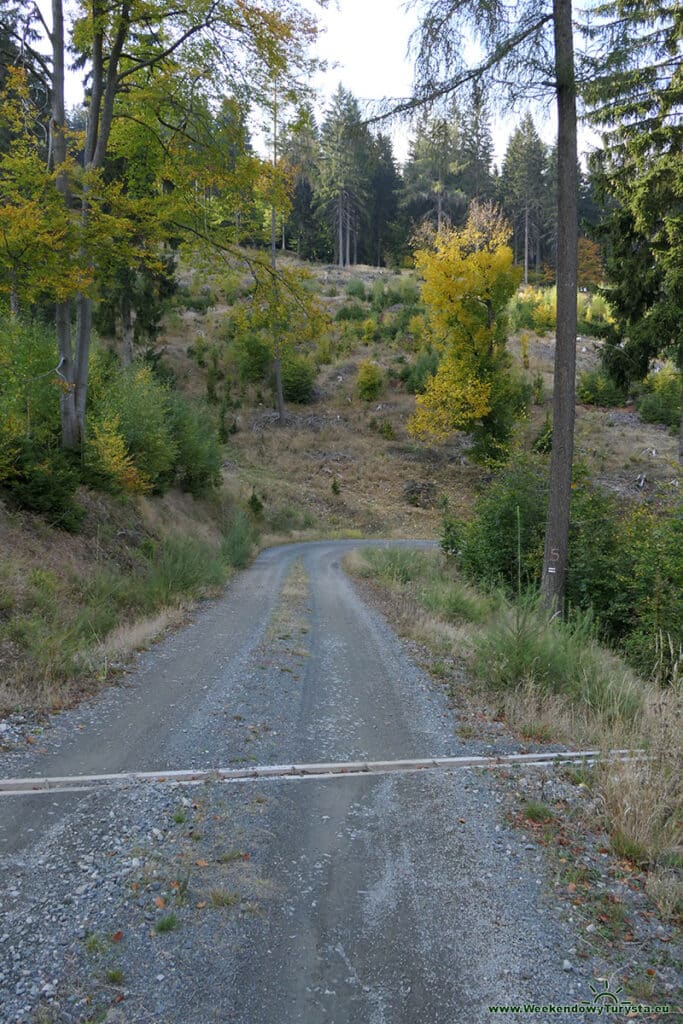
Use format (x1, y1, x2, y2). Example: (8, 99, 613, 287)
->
(0, 541, 599, 1022)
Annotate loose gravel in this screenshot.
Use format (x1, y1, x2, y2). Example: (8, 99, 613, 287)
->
(0, 541, 679, 1023)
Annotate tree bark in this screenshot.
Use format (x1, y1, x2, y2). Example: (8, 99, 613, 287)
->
(524, 206, 529, 285)
(271, 205, 285, 424)
(270, 88, 285, 425)
(338, 195, 344, 269)
(50, 0, 80, 449)
(75, 295, 92, 434)
(345, 203, 350, 267)
(540, 0, 578, 612)
(679, 372, 683, 464)
(121, 295, 135, 366)
(57, 300, 80, 449)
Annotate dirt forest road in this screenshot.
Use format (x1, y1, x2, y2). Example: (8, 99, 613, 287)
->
(0, 541, 600, 1023)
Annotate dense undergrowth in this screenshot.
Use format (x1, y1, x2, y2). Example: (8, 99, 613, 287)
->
(507, 286, 613, 339)
(442, 456, 683, 685)
(0, 318, 223, 530)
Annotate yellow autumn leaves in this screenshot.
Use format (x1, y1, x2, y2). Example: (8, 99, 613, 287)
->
(408, 203, 523, 452)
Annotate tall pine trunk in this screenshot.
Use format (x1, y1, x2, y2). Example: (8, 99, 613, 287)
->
(540, 0, 578, 611)
(50, 0, 80, 449)
(338, 195, 344, 269)
(524, 206, 529, 285)
(345, 204, 351, 267)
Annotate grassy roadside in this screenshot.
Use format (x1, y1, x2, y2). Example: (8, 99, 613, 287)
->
(0, 488, 258, 716)
(345, 547, 682, 915)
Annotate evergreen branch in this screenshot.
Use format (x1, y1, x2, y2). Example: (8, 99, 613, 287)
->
(366, 13, 552, 123)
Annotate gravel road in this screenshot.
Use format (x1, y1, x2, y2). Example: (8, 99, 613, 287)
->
(0, 541, 661, 1022)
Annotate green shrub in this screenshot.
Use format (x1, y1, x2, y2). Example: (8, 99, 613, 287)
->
(584, 292, 612, 323)
(454, 454, 548, 589)
(444, 455, 683, 683)
(177, 288, 214, 313)
(420, 578, 491, 624)
(507, 292, 537, 332)
(443, 456, 548, 591)
(361, 317, 381, 343)
(315, 337, 333, 365)
(385, 276, 421, 306)
(578, 369, 626, 407)
(473, 599, 643, 722)
(637, 363, 681, 429)
(234, 333, 272, 384)
(11, 442, 84, 531)
(335, 302, 366, 322)
(566, 477, 623, 636)
(280, 354, 315, 403)
(248, 490, 264, 516)
(266, 505, 315, 532)
(92, 364, 178, 490)
(363, 547, 431, 584)
(470, 365, 532, 464)
(577, 318, 611, 339)
(168, 394, 221, 496)
(370, 279, 387, 311)
(346, 279, 367, 301)
(0, 319, 62, 484)
(147, 535, 227, 605)
(532, 414, 553, 453)
(357, 361, 384, 401)
(615, 505, 683, 682)
(531, 292, 556, 335)
(221, 510, 256, 568)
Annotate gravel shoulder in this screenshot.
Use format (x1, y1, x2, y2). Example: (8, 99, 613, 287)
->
(0, 541, 679, 1023)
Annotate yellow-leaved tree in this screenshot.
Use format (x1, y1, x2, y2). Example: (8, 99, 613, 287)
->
(409, 201, 529, 461)
(0, 68, 90, 315)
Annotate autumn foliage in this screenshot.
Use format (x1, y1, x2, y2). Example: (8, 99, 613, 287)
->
(409, 202, 529, 460)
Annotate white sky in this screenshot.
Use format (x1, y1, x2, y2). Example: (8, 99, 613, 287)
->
(53, 0, 588, 168)
(304, 0, 559, 167)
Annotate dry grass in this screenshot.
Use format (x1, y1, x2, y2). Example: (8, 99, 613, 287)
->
(137, 489, 227, 547)
(89, 607, 189, 665)
(266, 559, 310, 642)
(500, 682, 593, 749)
(229, 406, 469, 538)
(593, 685, 682, 869)
(0, 487, 243, 713)
(346, 546, 682, 880)
(507, 330, 680, 504)
(645, 868, 683, 922)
